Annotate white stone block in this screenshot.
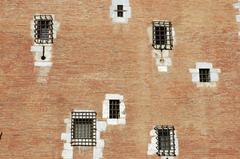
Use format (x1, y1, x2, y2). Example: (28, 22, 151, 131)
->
(196, 62, 212, 69)
(62, 149, 73, 158)
(96, 139, 105, 148)
(236, 15, 240, 22)
(158, 66, 168, 72)
(189, 68, 198, 73)
(105, 94, 123, 100)
(210, 71, 219, 82)
(93, 147, 103, 159)
(118, 118, 126, 125)
(119, 103, 125, 112)
(34, 61, 52, 67)
(96, 131, 101, 140)
(151, 137, 157, 144)
(102, 102, 109, 119)
(107, 119, 118, 125)
(148, 143, 157, 151)
(61, 133, 71, 143)
(64, 118, 70, 124)
(97, 121, 107, 132)
(150, 129, 156, 136)
(64, 143, 73, 150)
(191, 72, 199, 82)
(31, 45, 43, 53)
(233, 2, 240, 9)
(147, 144, 157, 155)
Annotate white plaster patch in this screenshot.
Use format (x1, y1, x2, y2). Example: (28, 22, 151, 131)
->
(61, 117, 73, 159)
(102, 94, 126, 125)
(236, 15, 240, 22)
(30, 14, 60, 83)
(93, 120, 107, 159)
(233, 2, 240, 37)
(147, 128, 158, 155)
(233, 2, 240, 9)
(110, 0, 131, 23)
(35, 67, 51, 84)
(189, 62, 221, 87)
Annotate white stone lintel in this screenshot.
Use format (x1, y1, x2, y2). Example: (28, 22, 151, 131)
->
(105, 94, 124, 101)
(196, 62, 213, 69)
(34, 61, 52, 67)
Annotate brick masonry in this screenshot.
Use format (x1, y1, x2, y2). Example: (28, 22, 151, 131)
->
(0, 0, 239, 159)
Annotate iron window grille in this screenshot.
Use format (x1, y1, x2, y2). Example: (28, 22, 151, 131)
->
(155, 125, 176, 157)
(109, 100, 120, 119)
(34, 15, 53, 44)
(115, 5, 126, 17)
(152, 21, 173, 51)
(199, 68, 210, 82)
(71, 111, 97, 146)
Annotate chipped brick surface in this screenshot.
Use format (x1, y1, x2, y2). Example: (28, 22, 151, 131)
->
(0, 0, 239, 159)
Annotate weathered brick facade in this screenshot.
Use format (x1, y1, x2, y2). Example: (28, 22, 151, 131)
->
(0, 0, 239, 158)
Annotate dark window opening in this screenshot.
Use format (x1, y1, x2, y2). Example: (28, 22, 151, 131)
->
(155, 26, 167, 45)
(34, 15, 53, 44)
(155, 125, 176, 157)
(199, 69, 210, 82)
(115, 5, 126, 17)
(109, 100, 120, 119)
(152, 21, 173, 51)
(71, 111, 97, 146)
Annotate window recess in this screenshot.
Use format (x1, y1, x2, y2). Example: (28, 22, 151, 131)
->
(199, 68, 210, 82)
(152, 21, 173, 51)
(34, 15, 53, 44)
(155, 125, 176, 157)
(109, 99, 120, 119)
(71, 111, 97, 146)
(116, 5, 125, 17)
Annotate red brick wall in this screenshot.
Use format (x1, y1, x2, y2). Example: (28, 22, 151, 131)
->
(0, 0, 239, 159)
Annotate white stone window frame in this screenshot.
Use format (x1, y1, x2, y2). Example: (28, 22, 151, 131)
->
(110, 0, 131, 23)
(147, 128, 179, 158)
(102, 94, 126, 125)
(189, 62, 221, 87)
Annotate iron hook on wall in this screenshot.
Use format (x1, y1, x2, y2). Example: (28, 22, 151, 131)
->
(41, 45, 46, 60)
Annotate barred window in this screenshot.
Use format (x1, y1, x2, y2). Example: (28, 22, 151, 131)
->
(155, 125, 176, 157)
(34, 15, 53, 44)
(109, 100, 120, 119)
(152, 21, 173, 51)
(71, 111, 97, 146)
(199, 69, 210, 82)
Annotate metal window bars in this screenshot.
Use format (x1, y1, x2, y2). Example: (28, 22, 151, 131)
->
(71, 111, 97, 146)
(154, 125, 176, 157)
(152, 21, 173, 51)
(199, 69, 211, 82)
(109, 100, 120, 119)
(34, 15, 53, 44)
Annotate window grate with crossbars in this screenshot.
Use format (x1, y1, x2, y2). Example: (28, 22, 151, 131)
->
(199, 69, 210, 82)
(155, 125, 176, 157)
(34, 15, 53, 44)
(109, 100, 120, 119)
(71, 111, 97, 146)
(152, 21, 173, 51)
